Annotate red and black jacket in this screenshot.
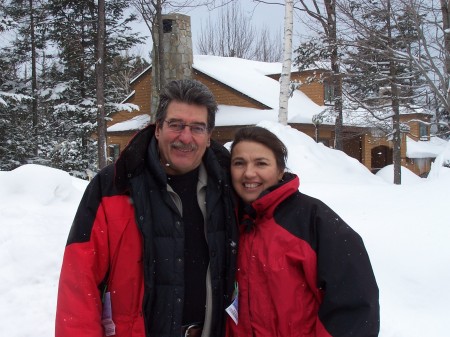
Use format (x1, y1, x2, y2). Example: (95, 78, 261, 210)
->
(56, 124, 238, 337)
(227, 173, 379, 337)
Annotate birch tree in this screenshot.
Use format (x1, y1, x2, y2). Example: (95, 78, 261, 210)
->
(278, 0, 294, 125)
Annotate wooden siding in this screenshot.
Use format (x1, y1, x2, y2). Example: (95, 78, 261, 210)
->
(268, 70, 327, 106)
(211, 126, 243, 144)
(194, 71, 269, 109)
(107, 131, 139, 159)
(107, 69, 152, 129)
(401, 113, 431, 141)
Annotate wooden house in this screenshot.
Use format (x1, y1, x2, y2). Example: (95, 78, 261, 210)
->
(106, 14, 436, 177)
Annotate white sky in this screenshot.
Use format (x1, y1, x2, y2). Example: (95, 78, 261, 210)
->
(130, 0, 293, 56)
(1, 121, 449, 337)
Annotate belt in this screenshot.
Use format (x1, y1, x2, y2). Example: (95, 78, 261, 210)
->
(181, 323, 203, 337)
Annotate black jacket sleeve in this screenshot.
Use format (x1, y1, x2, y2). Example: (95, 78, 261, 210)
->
(313, 200, 380, 337)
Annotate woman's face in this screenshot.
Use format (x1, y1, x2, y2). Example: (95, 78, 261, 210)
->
(231, 140, 284, 204)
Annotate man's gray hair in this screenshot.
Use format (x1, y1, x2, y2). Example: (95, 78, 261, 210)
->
(155, 79, 218, 131)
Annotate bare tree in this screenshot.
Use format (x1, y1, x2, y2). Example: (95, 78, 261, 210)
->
(294, 0, 344, 150)
(340, 0, 450, 135)
(109, 52, 150, 97)
(197, 1, 282, 61)
(132, 0, 232, 118)
(396, 0, 450, 137)
(197, 2, 255, 58)
(253, 26, 283, 62)
(132, 0, 163, 117)
(256, 1, 344, 147)
(441, 0, 450, 128)
(386, 0, 402, 185)
(337, 0, 430, 184)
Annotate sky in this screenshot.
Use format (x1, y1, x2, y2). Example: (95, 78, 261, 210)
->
(1, 120, 450, 337)
(129, 0, 293, 56)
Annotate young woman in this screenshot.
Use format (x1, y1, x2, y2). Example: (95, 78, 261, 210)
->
(227, 126, 379, 337)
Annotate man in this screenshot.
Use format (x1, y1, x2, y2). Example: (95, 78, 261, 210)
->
(55, 79, 238, 337)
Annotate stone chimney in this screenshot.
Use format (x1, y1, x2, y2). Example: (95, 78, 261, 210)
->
(160, 13, 193, 81)
(151, 13, 193, 119)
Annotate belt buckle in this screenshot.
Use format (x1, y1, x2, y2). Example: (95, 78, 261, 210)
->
(182, 323, 202, 337)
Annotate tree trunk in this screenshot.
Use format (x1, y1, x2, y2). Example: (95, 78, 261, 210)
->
(325, 0, 343, 150)
(387, 0, 402, 185)
(96, 0, 107, 169)
(441, 0, 450, 132)
(150, 0, 164, 121)
(392, 97, 402, 185)
(29, 0, 38, 156)
(279, 0, 294, 125)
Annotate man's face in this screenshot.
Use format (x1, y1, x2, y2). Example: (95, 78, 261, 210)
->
(155, 101, 211, 175)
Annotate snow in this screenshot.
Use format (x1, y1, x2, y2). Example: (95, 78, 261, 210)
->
(1, 121, 450, 337)
(376, 164, 423, 184)
(406, 135, 448, 158)
(107, 113, 150, 132)
(194, 55, 325, 123)
(216, 105, 279, 126)
(108, 55, 327, 132)
(109, 55, 439, 165)
(0, 165, 88, 337)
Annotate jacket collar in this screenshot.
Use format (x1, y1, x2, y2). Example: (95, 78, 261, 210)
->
(114, 123, 230, 191)
(249, 172, 300, 219)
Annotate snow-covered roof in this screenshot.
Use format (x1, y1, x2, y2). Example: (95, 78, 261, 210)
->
(130, 65, 152, 85)
(107, 114, 150, 132)
(193, 55, 326, 124)
(111, 55, 433, 132)
(406, 136, 449, 159)
(120, 90, 135, 104)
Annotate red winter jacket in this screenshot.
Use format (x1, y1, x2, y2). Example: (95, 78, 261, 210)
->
(227, 173, 379, 337)
(55, 125, 238, 337)
(55, 184, 146, 336)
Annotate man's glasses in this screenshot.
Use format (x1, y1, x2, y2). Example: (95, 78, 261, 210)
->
(164, 120, 208, 135)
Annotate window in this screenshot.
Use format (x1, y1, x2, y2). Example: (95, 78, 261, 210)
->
(419, 123, 428, 140)
(163, 19, 173, 33)
(324, 82, 335, 105)
(108, 144, 120, 164)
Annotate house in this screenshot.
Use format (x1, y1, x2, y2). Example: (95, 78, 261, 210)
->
(107, 54, 439, 176)
(106, 14, 439, 177)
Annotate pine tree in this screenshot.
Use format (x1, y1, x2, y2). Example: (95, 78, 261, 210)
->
(340, 0, 426, 184)
(1, 0, 143, 174)
(46, 0, 142, 176)
(0, 0, 50, 170)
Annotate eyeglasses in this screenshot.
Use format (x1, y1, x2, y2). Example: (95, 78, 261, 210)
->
(164, 120, 208, 135)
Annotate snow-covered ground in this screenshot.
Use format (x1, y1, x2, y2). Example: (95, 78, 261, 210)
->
(1, 121, 449, 337)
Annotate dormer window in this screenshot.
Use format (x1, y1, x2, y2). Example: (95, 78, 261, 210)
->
(324, 81, 335, 105)
(419, 123, 428, 140)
